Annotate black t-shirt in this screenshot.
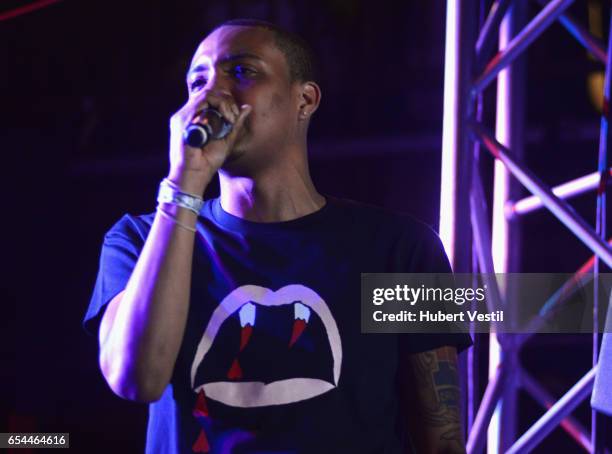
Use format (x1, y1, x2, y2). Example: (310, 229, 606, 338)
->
(84, 195, 472, 454)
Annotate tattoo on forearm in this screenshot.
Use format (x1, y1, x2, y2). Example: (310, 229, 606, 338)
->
(409, 346, 463, 448)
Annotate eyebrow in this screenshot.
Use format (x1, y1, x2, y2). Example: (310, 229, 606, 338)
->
(187, 52, 263, 78)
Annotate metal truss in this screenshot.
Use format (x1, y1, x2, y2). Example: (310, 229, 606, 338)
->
(440, 0, 611, 452)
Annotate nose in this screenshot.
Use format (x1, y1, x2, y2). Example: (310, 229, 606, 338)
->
(204, 68, 232, 97)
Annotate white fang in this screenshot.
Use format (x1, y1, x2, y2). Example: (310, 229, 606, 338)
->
(239, 302, 256, 327)
(294, 302, 311, 322)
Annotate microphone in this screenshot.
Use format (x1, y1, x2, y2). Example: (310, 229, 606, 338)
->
(183, 108, 232, 148)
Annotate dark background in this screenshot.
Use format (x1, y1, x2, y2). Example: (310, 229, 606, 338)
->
(2, 0, 611, 452)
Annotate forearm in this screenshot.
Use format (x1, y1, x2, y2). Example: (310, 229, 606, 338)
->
(100, 174, 211, 401)
(98, 87, 250, 402)
(401, 346, 466, 454)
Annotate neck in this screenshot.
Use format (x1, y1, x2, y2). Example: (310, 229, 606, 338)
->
(218, 159, 325, 223)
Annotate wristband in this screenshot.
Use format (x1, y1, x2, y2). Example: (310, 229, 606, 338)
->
(157, 179, 204, 215)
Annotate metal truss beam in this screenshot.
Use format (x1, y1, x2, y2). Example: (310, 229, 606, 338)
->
(441, 1, 612, 452)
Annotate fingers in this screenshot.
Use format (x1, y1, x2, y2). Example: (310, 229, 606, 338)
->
(216, 95, 239, 124)
(170, 91, 249, 157)
(188, 90, 238, 125)
(218, 104, 250, 147)
(228, 104, 252, 138)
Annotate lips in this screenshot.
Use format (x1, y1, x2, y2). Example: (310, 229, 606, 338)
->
(190, 284, 343, 408)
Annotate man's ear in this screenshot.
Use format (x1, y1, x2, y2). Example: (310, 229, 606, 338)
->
(297, 81, 321, 120)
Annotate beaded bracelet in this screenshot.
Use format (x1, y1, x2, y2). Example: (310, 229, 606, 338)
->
(157, 205, 197, 233)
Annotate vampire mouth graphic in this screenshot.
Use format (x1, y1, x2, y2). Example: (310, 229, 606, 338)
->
(190, 284, 342, 408)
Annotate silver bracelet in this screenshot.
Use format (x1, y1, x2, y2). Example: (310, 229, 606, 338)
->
(157, 179, 204, 215)
(156, 206, 197, 233)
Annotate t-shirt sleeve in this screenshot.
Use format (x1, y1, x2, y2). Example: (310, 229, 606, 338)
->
(399, 221, 473, 354)
(82, 214, 147, 336)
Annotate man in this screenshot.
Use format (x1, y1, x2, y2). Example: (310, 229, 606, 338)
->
(84, 19, 471, 453)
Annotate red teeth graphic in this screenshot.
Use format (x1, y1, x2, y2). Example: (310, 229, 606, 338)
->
(289, 302, 311, 348)
(191, 285, 343, 408)
(240, 324, 253, 352)
(192, 428, 210, 452)
(238, 303, 256, 352)
(227, 358, 243, 380)
(192, 389, 209, 418)
(289, 319, 307, 348)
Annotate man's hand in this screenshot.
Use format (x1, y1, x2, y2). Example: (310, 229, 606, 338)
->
(167, 89, 251, 195)
(398, 345, 466, 454)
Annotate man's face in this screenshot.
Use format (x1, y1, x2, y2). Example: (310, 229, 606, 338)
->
(187, 26, 299, 171)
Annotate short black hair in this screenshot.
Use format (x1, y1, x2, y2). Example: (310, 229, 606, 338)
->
(213, 18, 319, 84)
